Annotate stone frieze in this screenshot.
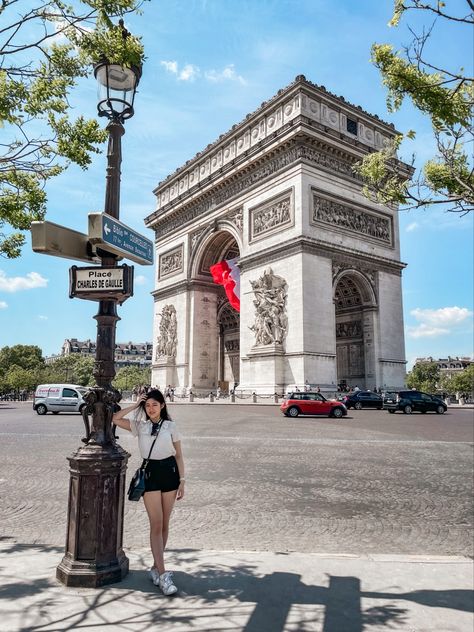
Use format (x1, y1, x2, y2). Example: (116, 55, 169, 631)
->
(313, 193, 392, 245)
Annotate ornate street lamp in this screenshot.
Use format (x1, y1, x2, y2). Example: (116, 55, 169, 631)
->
(56, 28, 142, 588)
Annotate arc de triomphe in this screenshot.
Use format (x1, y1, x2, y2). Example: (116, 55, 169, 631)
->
(145, 76, 409, 394)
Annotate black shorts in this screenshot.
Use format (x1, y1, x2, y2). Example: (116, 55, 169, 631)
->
(143, 456, 180, 493)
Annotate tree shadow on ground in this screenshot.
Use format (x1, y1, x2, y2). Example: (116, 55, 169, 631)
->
(2, 544, 472, 632)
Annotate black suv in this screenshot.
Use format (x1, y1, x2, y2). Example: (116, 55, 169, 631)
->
(342, 391, 384, 410)
(384, 390, 447, 415)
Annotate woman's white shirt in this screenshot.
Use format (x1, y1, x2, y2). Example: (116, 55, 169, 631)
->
(129, 416, 181, 460)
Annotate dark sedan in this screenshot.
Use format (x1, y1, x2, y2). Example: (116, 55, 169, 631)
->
(342, 390, 384, 410)
(384, 390, 447, 414)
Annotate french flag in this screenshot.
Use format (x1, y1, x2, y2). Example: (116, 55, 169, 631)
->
(210, 258, 240, 311)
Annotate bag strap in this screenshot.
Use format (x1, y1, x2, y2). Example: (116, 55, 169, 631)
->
(141, 420, 163, 469)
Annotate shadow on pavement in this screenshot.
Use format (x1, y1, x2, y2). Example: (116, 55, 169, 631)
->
(1, 543, 472, 632)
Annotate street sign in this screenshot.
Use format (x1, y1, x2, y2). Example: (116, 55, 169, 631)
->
(69, 265, 134, 303)
(88, 213, 154, 265)
(31, 221, 100, 263)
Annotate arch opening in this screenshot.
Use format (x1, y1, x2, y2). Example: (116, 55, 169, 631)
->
(192, 230, 240, 392)
(334, 274, 371, 391)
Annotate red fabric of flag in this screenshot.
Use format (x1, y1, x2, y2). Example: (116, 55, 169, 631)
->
(210, 258, 240, 311)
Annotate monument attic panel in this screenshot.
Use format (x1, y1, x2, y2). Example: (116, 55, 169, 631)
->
(149, 76, 398, 218)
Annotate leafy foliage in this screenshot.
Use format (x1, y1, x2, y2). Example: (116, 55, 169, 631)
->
(440, 364, 474, 396)
(355, 1, 474, 214)
(0, 0, 145, 258)
(113, 365, 150, 391)
(406, 360, 440, 392)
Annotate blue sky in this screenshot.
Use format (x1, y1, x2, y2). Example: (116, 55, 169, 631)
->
(1, 0, 473, 368)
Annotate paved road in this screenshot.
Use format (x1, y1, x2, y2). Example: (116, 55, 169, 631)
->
(1, 402, 473, 556)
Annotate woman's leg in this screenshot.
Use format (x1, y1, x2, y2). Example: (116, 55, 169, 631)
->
(161, 490, 177, 550)
(143, 491, 165, 574)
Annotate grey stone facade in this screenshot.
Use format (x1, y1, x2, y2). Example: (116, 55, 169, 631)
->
(146, 76, 409, 393)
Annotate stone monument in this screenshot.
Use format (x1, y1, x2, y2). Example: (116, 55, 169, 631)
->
(145, 76, 409, 393)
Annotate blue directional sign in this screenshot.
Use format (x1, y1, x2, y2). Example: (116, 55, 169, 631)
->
(88, 213, 154, 265)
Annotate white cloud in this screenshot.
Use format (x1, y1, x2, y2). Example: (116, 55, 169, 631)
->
(407, 306, 473, 339)
(135, 275, 147, 286)
(0, 270, 48, 293)
(406, 222, 419, 232)
(161, 60, 246, 84)
(205, 64, 247, 85)
(0, 301, 7, 309)
(179, 64, 200, 81)
(38, 315, 48, 320)
(161, 60, 178, 75)
(161, 60, 200, 81)
(407, 324, 450, 338)
(410, 306, 472, 327)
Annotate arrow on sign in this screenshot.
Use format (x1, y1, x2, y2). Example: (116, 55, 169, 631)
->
(104, 223, 111, 236)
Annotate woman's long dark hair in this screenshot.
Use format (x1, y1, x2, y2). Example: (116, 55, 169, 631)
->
(141, 389, 171, 421)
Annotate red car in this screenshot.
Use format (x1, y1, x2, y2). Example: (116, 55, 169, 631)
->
(280, 392, 347, 418)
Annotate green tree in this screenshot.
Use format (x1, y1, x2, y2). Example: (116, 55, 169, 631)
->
(113, 365, 150, 391)
(0, 0, 145, 258)
(40, 354, 95, 386)
(4, 365, 39, 392)
(0, 345, 44, 375)
(406, 360, 440, 392)
(356, 1, 473, 215)
(441, 364, 474, 396)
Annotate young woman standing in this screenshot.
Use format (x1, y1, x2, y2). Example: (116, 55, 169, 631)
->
(113, 388, 185, 595)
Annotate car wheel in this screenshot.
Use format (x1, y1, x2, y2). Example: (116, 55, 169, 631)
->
(403, 405, 412, 414)
(287, 406, 299, 418)
(331, 407, 344, 418)
(436, 405, 445, 414)
(36, 404, 47, 415)
(354, 402, 362, 410)
(388, 409, 395, 414)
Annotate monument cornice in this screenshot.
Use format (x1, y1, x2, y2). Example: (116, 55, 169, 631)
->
(147, 135, 385, 238)
(151, 278, 217, 301)
(238, 236, 407, 276)
(146, 76, 408, 226)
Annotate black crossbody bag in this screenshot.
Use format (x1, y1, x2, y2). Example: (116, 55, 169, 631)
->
(127, 421, 162, 501)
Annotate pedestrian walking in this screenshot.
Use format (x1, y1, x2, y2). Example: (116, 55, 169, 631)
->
(113, 388, 185, 596)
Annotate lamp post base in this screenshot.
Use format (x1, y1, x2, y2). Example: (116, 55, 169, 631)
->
(56, 436, 130, 588)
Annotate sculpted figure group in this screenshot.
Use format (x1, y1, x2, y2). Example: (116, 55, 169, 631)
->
(156, 305, 177, 359)
(249, 268, 288, 346)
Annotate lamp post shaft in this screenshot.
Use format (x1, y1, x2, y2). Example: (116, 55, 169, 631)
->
(57, 118, 130, 588)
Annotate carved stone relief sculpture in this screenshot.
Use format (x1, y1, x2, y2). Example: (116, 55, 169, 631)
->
(155, 305, 178, 360)
(250, 193, 292, 242)
(159, 246, 183, 278)
(225, 208, 243, 233)
(336, 320, 362, 338)
(313, 192, 392, 244)
(249, 268, 288, 346)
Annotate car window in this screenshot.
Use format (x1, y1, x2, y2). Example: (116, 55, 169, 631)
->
(402, 392, 417, 400)
(307, 393, 324, 401)
(62, 388, 78, 398)
(290, 393, 302, 400)
(420, 394, 432, 402)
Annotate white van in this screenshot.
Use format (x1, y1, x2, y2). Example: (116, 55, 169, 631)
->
(33, 384, 87, 415)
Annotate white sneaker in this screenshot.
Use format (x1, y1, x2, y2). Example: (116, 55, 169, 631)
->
(149, 567, 160, 586)
(159, 571, 178, 595)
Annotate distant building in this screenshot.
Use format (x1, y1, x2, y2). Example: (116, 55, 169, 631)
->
(60, 338, 152, 369)
(415, 356, 473, 377)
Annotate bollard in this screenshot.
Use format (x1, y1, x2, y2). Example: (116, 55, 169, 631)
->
(231, 392, 235, 403)
(252, 392, 257, 403)
(274, 393, 279, 403)
(209, 393, 214, 402)
(189, 391, 194, 402)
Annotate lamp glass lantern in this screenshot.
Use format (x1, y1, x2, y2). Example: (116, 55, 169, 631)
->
(94, 61, 141, 121)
